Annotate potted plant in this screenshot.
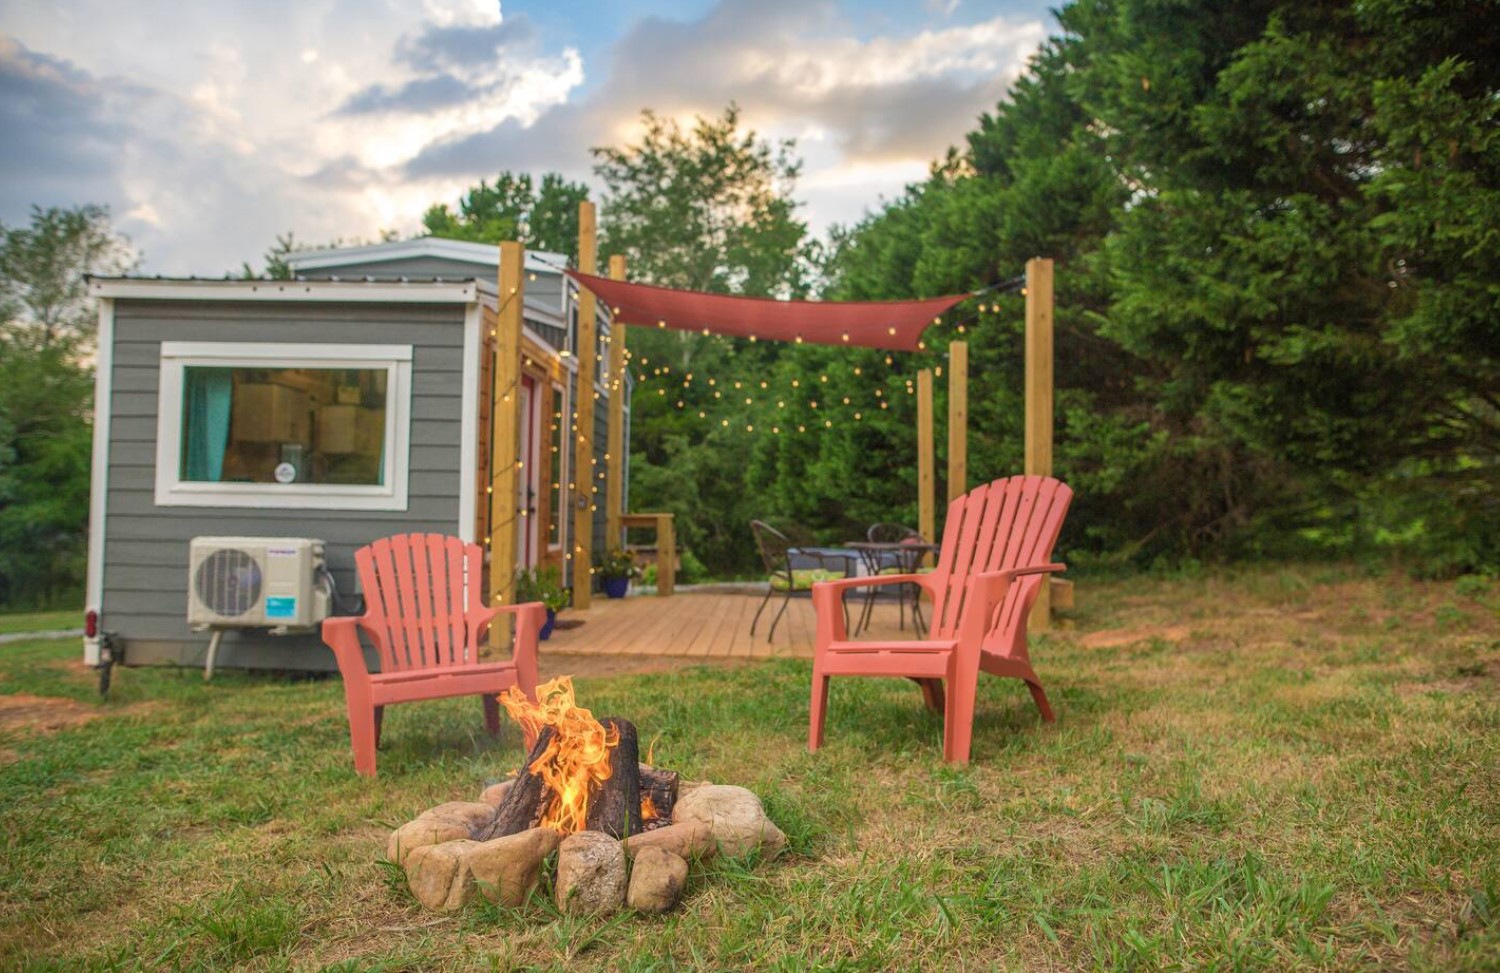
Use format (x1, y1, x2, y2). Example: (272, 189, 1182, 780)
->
(596, 547, 639, 599)
(515, 565, 569, 639)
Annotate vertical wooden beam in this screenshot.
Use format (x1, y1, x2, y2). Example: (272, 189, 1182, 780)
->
(488, 241, 525, 652)
(917, 369, 935, 550)
(947, 341, 968, 504)
(572, 201, 598, 608)
(1025, 257, 1055, 629)
(604, 254, 628, 555)
(658, 513, 675, 597)
(1024, 258, 1054, 478)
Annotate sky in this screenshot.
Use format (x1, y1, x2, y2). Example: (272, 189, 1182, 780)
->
(0, 0, 1057, 275)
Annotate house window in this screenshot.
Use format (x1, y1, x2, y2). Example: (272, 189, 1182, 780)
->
(155, 342, 413, 510)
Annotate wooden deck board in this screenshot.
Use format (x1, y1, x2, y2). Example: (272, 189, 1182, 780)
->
(542, 590, 916, 661)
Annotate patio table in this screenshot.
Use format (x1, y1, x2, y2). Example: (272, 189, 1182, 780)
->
(846, 540, 939, 634)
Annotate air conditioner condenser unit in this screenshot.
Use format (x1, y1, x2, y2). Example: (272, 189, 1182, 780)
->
(187, 537, 331, 678)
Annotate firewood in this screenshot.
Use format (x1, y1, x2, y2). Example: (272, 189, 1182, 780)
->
(637, 765, 680, 831)
(584, 718, 641, 838)
(477, 727, 557, 841)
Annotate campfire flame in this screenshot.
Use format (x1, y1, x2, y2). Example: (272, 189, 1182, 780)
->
(641, 793, 659, 822)
(499, 677, 618, 835)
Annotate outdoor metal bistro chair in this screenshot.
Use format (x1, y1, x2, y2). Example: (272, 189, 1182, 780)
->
(749, 521, 852, 642)
(860, 522, 931, 633)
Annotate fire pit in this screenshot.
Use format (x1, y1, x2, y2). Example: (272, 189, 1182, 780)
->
(386, 677, 785, 915)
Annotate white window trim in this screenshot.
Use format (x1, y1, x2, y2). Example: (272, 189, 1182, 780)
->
(154, 341, 414, 511)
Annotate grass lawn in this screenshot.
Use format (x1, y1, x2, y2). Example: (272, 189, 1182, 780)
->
(0, 609, 81, 635)
(1, 566, 1497, 971)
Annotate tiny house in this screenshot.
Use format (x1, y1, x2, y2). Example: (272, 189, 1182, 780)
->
(84, 238, 626, 671)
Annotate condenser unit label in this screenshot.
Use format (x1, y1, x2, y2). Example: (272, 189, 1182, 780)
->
(265, 597, 297, 619)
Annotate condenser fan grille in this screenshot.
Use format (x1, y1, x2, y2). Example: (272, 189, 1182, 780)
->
(194, 549, 264, 617)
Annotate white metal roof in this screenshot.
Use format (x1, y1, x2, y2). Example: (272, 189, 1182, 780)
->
(284, 237, 567, 275)
(89, 277, 479, 303)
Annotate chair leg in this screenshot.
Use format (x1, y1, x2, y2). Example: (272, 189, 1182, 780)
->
(373, 705, 385, 748)
(943, 672, 978, 765)
(857, 582, 876, 634)
(349, 702, 379, 777)
(767, 590, 792, 642)
(808, 671, 830, 751)
(750, 587, 774, 636)
(1026, 678, 1056, 723)
(912, 677, 944, 713)
(483, 695, 501, 735)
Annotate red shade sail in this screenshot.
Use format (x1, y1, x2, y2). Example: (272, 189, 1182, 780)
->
(565, 270, 971, 352)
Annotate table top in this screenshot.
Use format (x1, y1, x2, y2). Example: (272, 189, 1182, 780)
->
(845, 540, 939, 552)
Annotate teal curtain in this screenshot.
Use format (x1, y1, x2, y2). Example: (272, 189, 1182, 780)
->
(183, 368, 233, 481)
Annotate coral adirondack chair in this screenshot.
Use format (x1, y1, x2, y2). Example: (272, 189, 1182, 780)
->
(809, 476, 1072, 764)
(321, 533, 544, 776)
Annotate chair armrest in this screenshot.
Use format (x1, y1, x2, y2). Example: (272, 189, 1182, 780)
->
(812, 573, 935, 596)
(320, 616, 372, 682)
(810, 573, 939, 648)
(503, 602, 545, 707)
(959, 564, 1066, 646)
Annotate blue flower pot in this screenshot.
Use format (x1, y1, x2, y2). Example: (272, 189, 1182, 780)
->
(540, 608, 557, 640)
(603, 576, 630, 599)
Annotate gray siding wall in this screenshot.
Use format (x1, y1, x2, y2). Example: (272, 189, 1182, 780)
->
(103, 299, 469, 671)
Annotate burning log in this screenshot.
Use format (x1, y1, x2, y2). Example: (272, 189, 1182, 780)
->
(638, 765, 680, 832)
(478, 727, 558, 841)
(584, 718, 640, 838)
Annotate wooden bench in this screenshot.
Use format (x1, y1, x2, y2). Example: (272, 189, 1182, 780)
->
(621, 513, 676, 596)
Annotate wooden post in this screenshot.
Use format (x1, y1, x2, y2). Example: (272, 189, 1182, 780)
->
(489, 241, 525, 652)
(604, 254, 628, 555)
(572, 202, 598, 609)
(658, 513, 675, 597)
(947, 341, 968, 504)
(1025, 257, 1055, 630)
(917, 369, 935, 553)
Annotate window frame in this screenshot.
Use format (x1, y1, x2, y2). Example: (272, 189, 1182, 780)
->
(154, 341, 414, 510)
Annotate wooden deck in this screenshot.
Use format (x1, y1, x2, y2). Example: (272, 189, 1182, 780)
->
(542, 590, 921, 660)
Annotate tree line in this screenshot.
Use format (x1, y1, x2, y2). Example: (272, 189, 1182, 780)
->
(3, 0, 1496, 607)
(613, 0, 1500, 578)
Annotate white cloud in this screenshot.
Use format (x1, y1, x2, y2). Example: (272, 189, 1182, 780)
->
(0, 0, 1052, 273)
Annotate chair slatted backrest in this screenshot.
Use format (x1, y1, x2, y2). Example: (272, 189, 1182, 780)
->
(867, 522, 923, 544)
(751, 520, 795, 585)
(354, 533, 489, 672)
(928, 476, 1073, 643)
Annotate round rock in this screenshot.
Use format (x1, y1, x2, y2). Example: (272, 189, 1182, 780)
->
(627, 847, 689, 913)
(555, 830, 627, 915)
(404, 838, 480, 911)
(672, 784, 786, 859)
(466, 827, 562, 907)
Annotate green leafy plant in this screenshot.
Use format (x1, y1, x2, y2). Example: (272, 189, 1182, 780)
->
(514, 565, 569, 613)
(594, 548, 639, 581)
